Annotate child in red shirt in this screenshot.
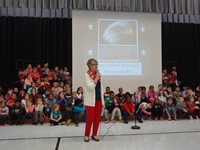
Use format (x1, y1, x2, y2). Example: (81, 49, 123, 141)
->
(6, 93, 17, 108)
(187, 96, 200, 119)
(122, 93, 135, 124)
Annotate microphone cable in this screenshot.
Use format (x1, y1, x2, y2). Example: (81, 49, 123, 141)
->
(99, 121, 116, 140)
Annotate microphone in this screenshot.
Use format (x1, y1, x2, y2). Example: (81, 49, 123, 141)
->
(96, 69, 101, 81)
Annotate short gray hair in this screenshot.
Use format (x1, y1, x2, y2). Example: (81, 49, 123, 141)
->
(87, 58, 98, 69)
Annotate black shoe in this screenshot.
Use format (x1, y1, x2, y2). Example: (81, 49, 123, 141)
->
(41, 122, 44, 125)
(84, 137, 89, 142)
(124, 120, 128, 124)
(92, 136, 100, 142)
(138, 119, 143, 123)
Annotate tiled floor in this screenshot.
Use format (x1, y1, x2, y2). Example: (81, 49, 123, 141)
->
(0, 120, 200, 150)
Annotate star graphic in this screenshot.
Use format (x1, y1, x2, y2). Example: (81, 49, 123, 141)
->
(88, 48, 93, 56)
(141, 49, 146, 56)
(140, 25, 146, 33)
(88, 23, 94, 31)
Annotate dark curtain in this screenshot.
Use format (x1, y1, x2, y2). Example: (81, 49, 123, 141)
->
(162, 22, 200, 89)
(0, 16, 200, 90)
(0, 17, 72, 90)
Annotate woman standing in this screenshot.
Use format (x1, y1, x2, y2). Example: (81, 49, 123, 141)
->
(84, 58, 105, 142)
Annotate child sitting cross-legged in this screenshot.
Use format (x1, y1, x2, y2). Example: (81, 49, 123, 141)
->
(0, 100, 9, 125)
(186, 96, 200, 120)
(50, 104, 65, 126)
(122, 92, 135, 124)
(110, 96, 122, 123)
(45, 93, 56, 117)
(21, 99, 35, 125)
(73, 99, 85, 127)
(165, 97, 177, 121)
(151, 97, 163, 120)
(176, 95, 189, 119)
(35, 96, 45, 125)
(63, 97, 73, 126)
(10, 100, 23, 125)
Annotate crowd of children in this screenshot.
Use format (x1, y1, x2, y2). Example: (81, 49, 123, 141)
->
(0, 64, 200, 126)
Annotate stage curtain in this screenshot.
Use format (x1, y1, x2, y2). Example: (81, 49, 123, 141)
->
(162, 22, 200, 88)
(0, 16, 72, 89)
(1, 0, 200, 23)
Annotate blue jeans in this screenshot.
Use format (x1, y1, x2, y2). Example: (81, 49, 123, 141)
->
(73, 111, 85, 124)
(123, 111, 130, 122)
(136, 108, 143, 117)
(35, 111, 44, 123)
(166, 107, 175, 117)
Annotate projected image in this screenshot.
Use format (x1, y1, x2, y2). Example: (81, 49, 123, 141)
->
(100, 21, 136, 45)
(98, 19, 140, 75)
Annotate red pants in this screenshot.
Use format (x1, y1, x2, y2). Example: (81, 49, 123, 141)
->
(84, 101, 102, 136)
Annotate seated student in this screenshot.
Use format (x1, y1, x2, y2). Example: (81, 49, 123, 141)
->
(187, 96, 200, 120)
(21, 93, 30, 108)
(27, 82, 38, 94)
(35, 96, 45, 125)
(49, 104, 65, 126)
(21, 99, 35, 125)
(30, 87, 38, 104)
(43, 88, 51, 102)
(43, 78, 51, 90)
(103, 91, 115, 123)
(13, 87, 19, 98)
(184, 88, 196, 102)
(51, 82, 62, 96)
(173, 86, 182, 103)
(71, 91, 78, 105)
(122, 92, 135, 124)
(110, 96, 122, 123)
(0, 100, 9, 125)
(24, 74, 33, 90)
(151, 97, 163, 120)
(157, 91, 166, 106)
(73, 99, 85, 127)
(115, 87, 125, 104)
(104, 87, 111, 99)
(136, 102, 152, 122)
(76, 87, 84, 100)
(176, 95, 189, 119)
(147, 85, 156, 103)
(64, 85, 72, 99)
(56, 91, 68, 111)
(63, 97, 73, 126)
(45, 93, 56, 117)
(165, 97, 177, 121)
(6, 93, 17, 109)
(18, 89, 25, 101)
(31, 67, 40, 81)
(140, 86, 151, 104)
(131, 92, 141, 109)
(10, 100, 23, 125)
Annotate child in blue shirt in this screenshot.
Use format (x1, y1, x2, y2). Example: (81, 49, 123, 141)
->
(50, 104, 65, 126)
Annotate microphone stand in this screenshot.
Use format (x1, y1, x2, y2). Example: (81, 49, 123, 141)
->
(131, 112, 141, 130)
